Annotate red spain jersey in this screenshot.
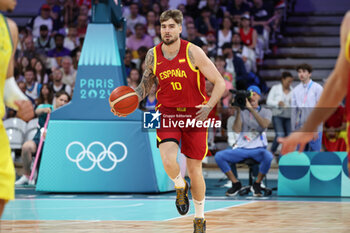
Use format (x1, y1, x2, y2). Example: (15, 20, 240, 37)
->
(154, 39, 208, 108)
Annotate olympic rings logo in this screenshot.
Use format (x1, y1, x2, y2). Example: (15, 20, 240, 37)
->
(65, 141, 127, 172)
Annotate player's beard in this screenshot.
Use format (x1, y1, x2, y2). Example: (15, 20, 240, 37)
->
(161, 34, 179, 46)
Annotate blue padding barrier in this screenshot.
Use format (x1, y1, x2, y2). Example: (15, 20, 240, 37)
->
(278, 152, 350, 197)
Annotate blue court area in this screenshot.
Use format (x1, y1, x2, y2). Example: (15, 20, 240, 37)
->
(2, 198, 250, 221)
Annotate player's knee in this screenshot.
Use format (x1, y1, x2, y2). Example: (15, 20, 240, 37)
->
(162, 157, 175, 170)
(187, 166, 202, 179)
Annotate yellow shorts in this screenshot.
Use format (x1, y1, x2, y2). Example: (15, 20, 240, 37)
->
(0, 121, 15, 201)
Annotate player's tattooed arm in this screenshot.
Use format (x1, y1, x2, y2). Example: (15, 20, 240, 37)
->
(135, 48, 157, 101)
(188, 45, 197, 69)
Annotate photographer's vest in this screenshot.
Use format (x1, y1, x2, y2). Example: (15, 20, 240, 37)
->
(154, 39, 208, 108)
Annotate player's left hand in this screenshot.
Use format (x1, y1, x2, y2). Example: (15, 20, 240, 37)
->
(15, 100, 34, 122)
(195, 104, 213, 121)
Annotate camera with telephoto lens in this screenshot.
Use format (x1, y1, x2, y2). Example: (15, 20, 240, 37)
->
(229, 89, 252, 110)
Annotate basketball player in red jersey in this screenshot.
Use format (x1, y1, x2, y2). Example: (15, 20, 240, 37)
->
(278, 11, 350, 173)
(134, 10, 225, 233)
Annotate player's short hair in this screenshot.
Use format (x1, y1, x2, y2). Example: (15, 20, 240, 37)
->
(296, 63, 313, 73)
(160, 9, 183, 25)
(282, 71, 293, 79)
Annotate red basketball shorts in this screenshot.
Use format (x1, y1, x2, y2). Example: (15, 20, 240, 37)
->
(156, 105, 209, 160)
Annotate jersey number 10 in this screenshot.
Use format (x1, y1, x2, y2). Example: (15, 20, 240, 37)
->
(170, 82, 182, 91)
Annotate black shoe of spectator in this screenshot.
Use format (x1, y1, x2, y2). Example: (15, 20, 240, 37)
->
(251, 182, 263, 197)
(226, 181, 242, 196)
(175, 181, 189, 215)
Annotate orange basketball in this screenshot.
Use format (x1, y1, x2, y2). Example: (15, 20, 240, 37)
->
(109, 86, 139, 116)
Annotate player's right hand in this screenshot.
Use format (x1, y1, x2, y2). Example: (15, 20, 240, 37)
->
(278, 131, 315, 155)
(15, 100, 34, 122)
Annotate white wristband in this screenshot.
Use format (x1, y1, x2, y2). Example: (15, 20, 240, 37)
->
(4, 77, 29, 111)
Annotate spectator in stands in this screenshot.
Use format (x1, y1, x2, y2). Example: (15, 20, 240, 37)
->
(124, 3, 146, 36)
(250, 0, 275, 54)
(291, 63, 323, 151)
(239, 14, 258, 53)
(47, 33, 71, 68)
(322, 105, 347, 152)
(153, 23, 161, 45)
(51, 5, 64, 34)
(15, 90, 70, 186)
(124, 49, 136, 78)
(30, 57, 38, 70)
(132, 46, 148, 70)
(139, 0, 152, 16)
(51, 69, 72, 96)
(160, 0, 170, 12)
(24, 68, 42, 102)
(17, 56, 30, 80)
(226, 106, 239, 148)
(64, 26, 79, 51)
(28, 4, 53, 39)
(127, 68, 141, 90)
(232, 32, 257, 73)
(62, 0, 79, 28)
(169, 0, 186, 10)
(76, 14, 88, 37)
(146, 11, 157, 38)
(185, 22, 204, 47)
(151, 2, 161, 22)
(228, 0, 251, 16)
(34, 59, 49, 84)
(60, 56, 76, 88)
(126, 23, 153, 58)
(205, 0, 225, 20)
(22, 36, 39, 60)
(214, 56, 233, 108)
(185, 0, 200, 20)
(79, 3, 90, 17)
(177, 4, 188, 38)
(194, 7, 217, 36)
(17, 27, 29, 52)
(205, 31, 217, 59)
(140, 83, 157, 111)
(221, 43, 249, 89)
(34, 83, 54, 107)
(17, 81, 35, 107)
(266, 71, 293, 156)
(221, 43, 237, 81)
(218, 16, 233, 49)
(215, 85, 273, 197)
(34, 25, 55, 55)
(70, 36, 84, 59)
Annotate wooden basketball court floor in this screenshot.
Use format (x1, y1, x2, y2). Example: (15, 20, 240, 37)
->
(2, 190, 350, 233)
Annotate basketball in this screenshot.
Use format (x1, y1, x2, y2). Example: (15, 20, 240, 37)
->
(109, 86, 139, 116)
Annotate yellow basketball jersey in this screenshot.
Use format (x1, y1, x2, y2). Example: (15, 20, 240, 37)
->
(0, 13, 13, 119)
